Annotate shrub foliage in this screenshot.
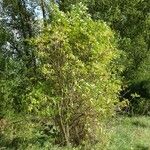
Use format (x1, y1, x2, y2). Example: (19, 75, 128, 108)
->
(29, 4, 122, 145)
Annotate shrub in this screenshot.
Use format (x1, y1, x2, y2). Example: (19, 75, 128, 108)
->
(29, 4, 122, 146)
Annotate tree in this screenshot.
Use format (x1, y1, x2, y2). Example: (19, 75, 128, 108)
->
(30, 4, 122, 145)
(58, 0, 150, 114)
(0, 0, 43, 114)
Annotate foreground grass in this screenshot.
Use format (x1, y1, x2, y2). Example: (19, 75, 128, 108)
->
(1, 116, 150, 150)
(108, 116, 150, 150)
(32, 116, 150, 150)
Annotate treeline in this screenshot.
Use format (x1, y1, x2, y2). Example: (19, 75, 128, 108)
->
(0, 0, 150, 148)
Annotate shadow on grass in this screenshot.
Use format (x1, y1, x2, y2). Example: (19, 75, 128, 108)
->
(136, 144, 149, 150)
(131, 120, 149, 128)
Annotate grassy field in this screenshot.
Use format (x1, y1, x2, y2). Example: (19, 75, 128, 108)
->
(1, 116, 150, 150)
(108, 116, 150, 150)
(48, 116, 150, 150)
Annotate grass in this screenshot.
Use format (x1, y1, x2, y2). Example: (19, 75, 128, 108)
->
(1, 116, 150, 149)
(108, 116, 150, 150)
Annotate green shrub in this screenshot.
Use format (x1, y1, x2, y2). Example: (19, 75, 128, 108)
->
(29, 4, 122, 146)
